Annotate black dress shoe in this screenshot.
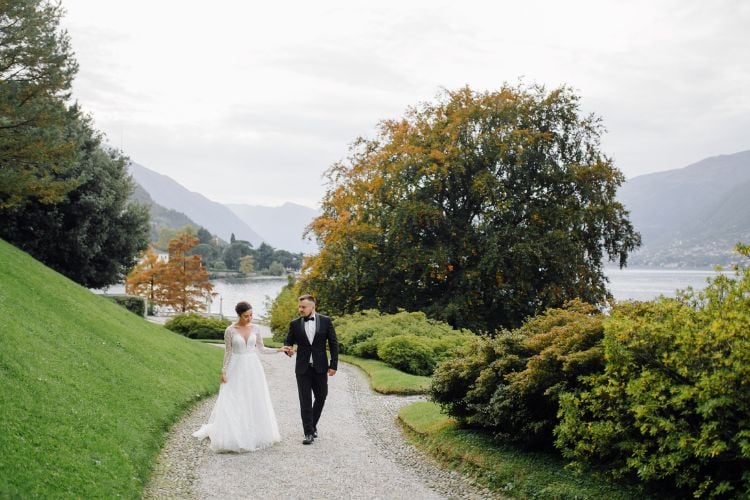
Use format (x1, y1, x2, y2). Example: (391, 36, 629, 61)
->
(313, 428, 318, 438)
(302, 434, 314, 445)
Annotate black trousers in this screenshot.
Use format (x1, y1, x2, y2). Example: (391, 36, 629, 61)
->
(295, 365, 328, 435)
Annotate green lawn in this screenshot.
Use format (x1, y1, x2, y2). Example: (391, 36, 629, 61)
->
(399, 402, 648, 499)
(263, 337, 429, 395)
(262, 337, 283, 348)
(338, 354, 430, 394)
(0, 239, 223, 498)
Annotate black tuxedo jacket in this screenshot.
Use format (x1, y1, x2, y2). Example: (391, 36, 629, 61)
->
(284, 313, 339, 374)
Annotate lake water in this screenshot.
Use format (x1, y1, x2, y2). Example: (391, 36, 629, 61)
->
(98, 277, 288, 318)
(605, 268, 724, 302)
(98, 269, 727, 318)
(204, 277, 288, 318)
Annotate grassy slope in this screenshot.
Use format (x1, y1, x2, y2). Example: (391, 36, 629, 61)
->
(399, 402, 647, 499)
(0, 239, 222, 498)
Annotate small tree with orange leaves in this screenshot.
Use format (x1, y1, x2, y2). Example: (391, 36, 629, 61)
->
(126, 234, 214, 313)
(159, 233, 214, 313)
(126, 246, 166, 306)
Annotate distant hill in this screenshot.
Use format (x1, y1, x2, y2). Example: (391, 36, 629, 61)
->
(618, 150, 750, 267)
(129, 182, 202, 242)
(128, 162, 264, 246)
(227, 202, 319, 254)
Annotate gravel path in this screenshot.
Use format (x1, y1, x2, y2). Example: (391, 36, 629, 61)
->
(144, 341, 496, 499)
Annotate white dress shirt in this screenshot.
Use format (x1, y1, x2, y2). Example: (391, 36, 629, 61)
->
(304, 313, 316, 363)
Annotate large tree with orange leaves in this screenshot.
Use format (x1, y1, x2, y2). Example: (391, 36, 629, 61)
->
(302, 84, 640, 332)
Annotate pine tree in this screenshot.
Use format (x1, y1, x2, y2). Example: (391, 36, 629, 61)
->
(0, 0, 81, 208)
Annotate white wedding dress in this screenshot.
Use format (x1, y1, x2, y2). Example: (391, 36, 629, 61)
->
(192, 325, 281, 452)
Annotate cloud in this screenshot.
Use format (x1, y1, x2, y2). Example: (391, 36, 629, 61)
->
(61, 0, 750, 204)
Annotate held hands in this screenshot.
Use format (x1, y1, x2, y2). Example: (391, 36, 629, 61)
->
(280, 345, 295, 357)
(278, 346, 333, 375)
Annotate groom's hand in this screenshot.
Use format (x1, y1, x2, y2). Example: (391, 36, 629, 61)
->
(327, 369, 336, 376)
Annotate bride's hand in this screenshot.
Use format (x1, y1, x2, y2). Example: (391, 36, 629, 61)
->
(280, 345, 294, 357)
(220, 372, 227, 384)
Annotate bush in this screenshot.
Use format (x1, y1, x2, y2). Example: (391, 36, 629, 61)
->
(334, 309, 383, 356)
(350, 337, 380, 358)
(104, 294, 146, 317)
(335, 309, 473, 375)
(267, 298, 473, 374)
(377, 335, 437, 376)
(430, 299, 605, 447)
(210, 260, 227, 271)
(164, 313, 230, 339)
(555, 257, 750, 497)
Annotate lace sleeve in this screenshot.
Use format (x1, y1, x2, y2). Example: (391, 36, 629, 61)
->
(222, 326, 233, 373)
(255, 330, 279, 354)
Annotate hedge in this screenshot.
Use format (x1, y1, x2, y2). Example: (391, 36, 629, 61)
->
(164, 313, 231, 339)
(335, 310, 473, 376)
(104, 294, 146, 317)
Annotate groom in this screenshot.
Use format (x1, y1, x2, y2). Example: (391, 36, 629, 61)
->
(283, 294, 338, 445)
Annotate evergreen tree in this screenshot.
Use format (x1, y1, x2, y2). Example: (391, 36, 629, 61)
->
(256, 242, 275, 270)
(0, 0, 81, 208)
(222, 240, 252, 270)
(196, 227, 213, 245)
(0, 114, 150, 288)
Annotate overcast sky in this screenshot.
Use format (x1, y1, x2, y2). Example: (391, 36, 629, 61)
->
(61, 0, 750, 208)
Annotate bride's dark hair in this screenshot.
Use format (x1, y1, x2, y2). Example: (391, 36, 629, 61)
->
(235, 301, 252, 315)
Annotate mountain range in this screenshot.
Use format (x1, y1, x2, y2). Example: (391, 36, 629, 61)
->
(226, 203, 318, 254)
(129, 182, 198, 243)
(128, 162, 318, 253)
(127, 149, 750, 267)
(129, 162, 264, 246)
(618, 149, 750, 267)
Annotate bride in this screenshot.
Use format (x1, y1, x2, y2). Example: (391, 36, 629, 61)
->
(193, 301, 285, 452)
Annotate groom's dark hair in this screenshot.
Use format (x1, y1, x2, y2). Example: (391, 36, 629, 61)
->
(298, 294, 316, 304)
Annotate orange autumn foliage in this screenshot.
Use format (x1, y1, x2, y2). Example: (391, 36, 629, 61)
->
(126, 234, 214, 313)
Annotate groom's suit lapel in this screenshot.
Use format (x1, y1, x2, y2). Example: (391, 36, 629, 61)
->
(296, 318, 309, 346)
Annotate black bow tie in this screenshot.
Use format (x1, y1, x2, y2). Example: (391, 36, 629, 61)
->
(303, 316, 315, 322)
